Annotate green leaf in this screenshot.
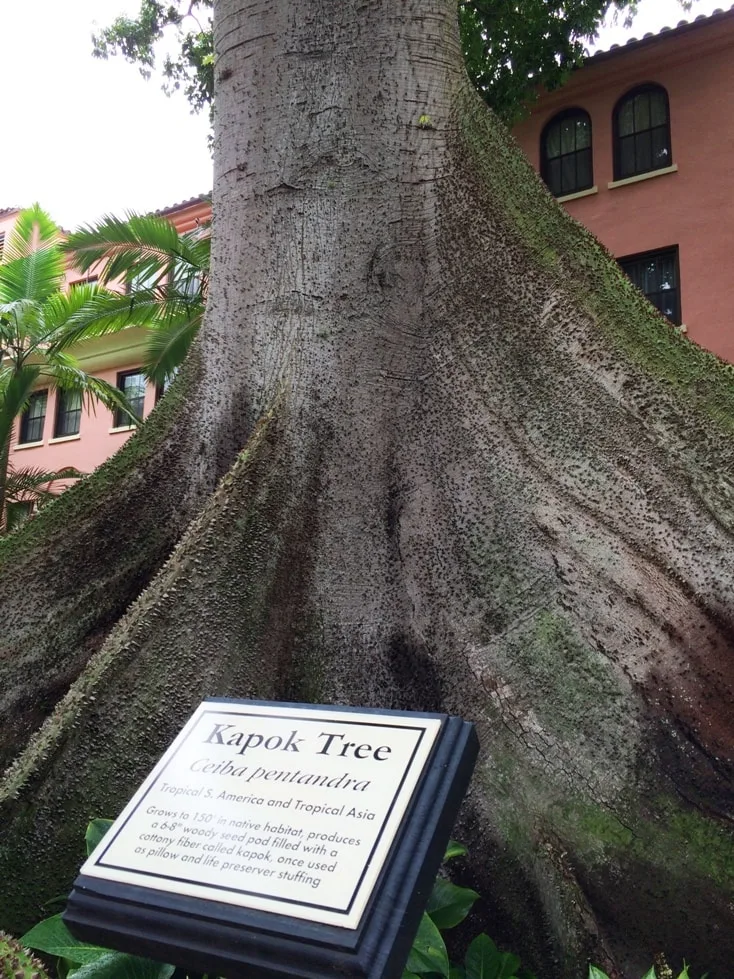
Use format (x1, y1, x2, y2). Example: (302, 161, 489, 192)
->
(0, 363, 39, 454)
(516, 968, 538, 979)
(402, 972, 422, 979)
(640, 969, 656, 979)
(21, 914, 110, 965)
(450, 967, 467, 979)
(143, 311, 201, 385)
(443, 841, 468, 862)
(57, 957, 73, 979)
(426, 878, 480, 929)
(0, 205, 65, 304)
(70, 952, 175, 979)
(496, 954, 521, 979)
(405, 913, 450, 978)
(464, 934, 520, 979)
(465, 934, 501, 979)
(86, 818, 115, 856)
(588, 968, 610, 979)
(42, 893, 70, 908)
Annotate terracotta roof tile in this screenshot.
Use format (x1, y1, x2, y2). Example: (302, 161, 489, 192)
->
(153, 193, 211, 217)
(588, 3, 734, 62)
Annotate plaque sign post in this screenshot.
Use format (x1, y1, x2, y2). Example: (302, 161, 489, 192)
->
(65, 699, 478, 979)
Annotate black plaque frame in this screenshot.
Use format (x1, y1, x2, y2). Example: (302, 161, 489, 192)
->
(65, 699, 478, 979)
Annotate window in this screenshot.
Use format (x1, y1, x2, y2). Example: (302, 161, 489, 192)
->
(6, 501, 33, 531)
(114, 370, 146, 428)
(19, 390, 48, 444)
(541, 108, 593, 198)
(614, 84, 671, 180)
(155, 367, 179, 405)
(127, 266, 161, 294)
(54, 389, 82, 438)
(619, 247, 680, 325)
(179, 269, 203, 300)
(70, 275, 98, 288)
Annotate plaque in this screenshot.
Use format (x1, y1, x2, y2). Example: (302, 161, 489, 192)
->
(65, 699, 478, 979)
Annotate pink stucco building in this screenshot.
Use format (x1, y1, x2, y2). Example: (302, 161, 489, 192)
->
(1, 196, 210, 528)
(512, 6, 734, 362)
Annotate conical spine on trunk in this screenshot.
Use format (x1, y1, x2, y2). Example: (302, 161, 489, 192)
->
(0, 933, 49, 979)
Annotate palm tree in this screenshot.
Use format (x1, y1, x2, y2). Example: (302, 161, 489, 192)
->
(0, 205, 137, 531)
(63, 211, 210, 387)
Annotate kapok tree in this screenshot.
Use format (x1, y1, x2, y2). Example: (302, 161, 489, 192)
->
(1, 2, 732, 977)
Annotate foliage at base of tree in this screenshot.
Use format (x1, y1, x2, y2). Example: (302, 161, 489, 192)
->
(13, 829, 707, 979)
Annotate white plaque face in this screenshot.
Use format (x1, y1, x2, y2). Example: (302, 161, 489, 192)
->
(82, 702, 442, 929)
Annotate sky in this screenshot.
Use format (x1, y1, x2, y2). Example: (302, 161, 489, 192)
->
(0, 0, 726, 229)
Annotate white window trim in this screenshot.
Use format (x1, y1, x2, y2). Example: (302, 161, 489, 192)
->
(49, 434, 82, 444)
(608, 164, 678, 190)
(109, 425, 136, 434)
(557, 186, 598, 204)
(13, 440, 44, 451)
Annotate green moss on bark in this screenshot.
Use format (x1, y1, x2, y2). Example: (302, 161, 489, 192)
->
(0, 406, 328, 934)
(456, 87, 734, 434)
(0, 356, 215, 768)
(545, 792, 734, 898)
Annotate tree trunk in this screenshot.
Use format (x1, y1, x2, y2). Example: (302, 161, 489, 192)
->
(0, 436, 10, 533)
(1, 2, 733, 976)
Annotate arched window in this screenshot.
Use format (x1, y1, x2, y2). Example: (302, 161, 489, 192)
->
(613, 84, 671, 180)
(540, 108, 593, 198)
(619, 247, 681, 325)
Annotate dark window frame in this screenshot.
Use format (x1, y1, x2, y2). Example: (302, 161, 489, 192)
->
(619, 246, 681, 325)
(6, 500, 33, 531)
(54, 388, 83, 438)
(126, 266, 161, 296)
(155, 366, 180, 405)
(613, 83, 672, 181)
(540, 107, 594, 198)
(19, 390, 48, 444)
(114, 370, 147, 428)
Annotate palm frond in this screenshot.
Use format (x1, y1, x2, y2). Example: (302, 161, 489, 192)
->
(84, 375, 141, 425)
(0, 206, 66, 307)
(180, 224, 210, 270)
(0, 299, 46, 352)
(49, 286, 204, 351)
(42, 284, 142, 349)
(145, 287, 205, 326)
(2, 204, 61, 263)
(6, 464, 83, 502)
(34, 358, 139, 425)
(64, 212, 209, 285)
(0, 247, 66, 306)
(144, 311, 203, 384)
(49, 288, 168, 347)
(0, 363, 41, 454)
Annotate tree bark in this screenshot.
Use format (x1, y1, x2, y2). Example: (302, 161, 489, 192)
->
(0, 436, 10, 533)
(1, 1, 733, 976)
